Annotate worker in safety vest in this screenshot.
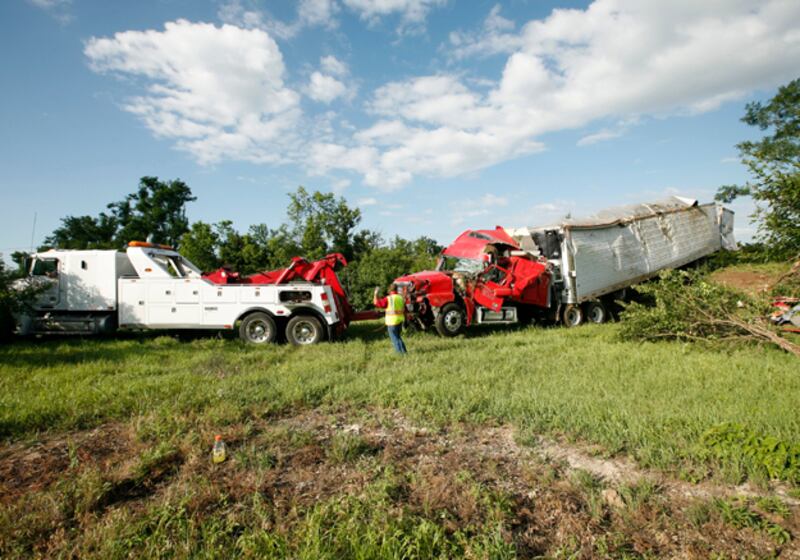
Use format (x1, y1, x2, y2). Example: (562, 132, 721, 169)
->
(373, 283, 407, 354)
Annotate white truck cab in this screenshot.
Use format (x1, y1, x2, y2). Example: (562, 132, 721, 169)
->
(17, 243, 343, 345)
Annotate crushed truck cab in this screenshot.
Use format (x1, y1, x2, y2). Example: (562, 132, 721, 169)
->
(395, 197, 736, 336)
(16, 242, 357, 345)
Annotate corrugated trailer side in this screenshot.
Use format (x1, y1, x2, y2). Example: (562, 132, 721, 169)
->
(563, 199, 727, 303)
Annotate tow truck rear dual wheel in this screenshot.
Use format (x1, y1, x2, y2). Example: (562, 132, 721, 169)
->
(435, 303, 466, 337)
(240, 312, 278, 344)
(561, 304, 584, 328)
(286, 315, 325, 346)
(584, 301, 608, 324)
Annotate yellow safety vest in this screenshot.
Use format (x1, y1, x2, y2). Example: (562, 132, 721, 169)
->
(385, 293, 405, 326)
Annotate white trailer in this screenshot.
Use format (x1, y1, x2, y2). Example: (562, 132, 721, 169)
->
(506, 197, 736, 325)
(16, 243, 344, 345)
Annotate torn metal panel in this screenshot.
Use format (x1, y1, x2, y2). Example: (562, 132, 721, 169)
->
(507, 197, 736, 303)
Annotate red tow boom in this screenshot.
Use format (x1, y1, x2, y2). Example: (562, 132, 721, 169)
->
(202, 254, 380, 326)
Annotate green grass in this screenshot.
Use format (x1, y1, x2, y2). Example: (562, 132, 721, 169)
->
(1, 321, 798, 483)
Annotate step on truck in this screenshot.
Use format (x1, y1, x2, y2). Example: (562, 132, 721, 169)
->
(394, 197, 737, 336)
(15, 242, 377, 344)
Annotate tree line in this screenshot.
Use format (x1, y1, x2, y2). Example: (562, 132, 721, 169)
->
(18, 181, 441, 311)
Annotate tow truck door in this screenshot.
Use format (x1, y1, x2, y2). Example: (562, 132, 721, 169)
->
(30, 257, 61, 308)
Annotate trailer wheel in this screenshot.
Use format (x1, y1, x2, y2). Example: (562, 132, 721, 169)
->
(562, 304, 584, 327)
(435, 303, 465, 337)
(584, 301, 607, 324)
(240, 312, 278, 344)
(286, 315, 324, 346)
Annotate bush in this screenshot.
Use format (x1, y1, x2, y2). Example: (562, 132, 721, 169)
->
(618, 269, 799, 355)
(0, 258, 41, 341)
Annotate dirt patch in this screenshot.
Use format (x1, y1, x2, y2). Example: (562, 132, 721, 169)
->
(3, 408, 800, 558)
(711, 269, 777, 295)
(0, 423, 133, 503)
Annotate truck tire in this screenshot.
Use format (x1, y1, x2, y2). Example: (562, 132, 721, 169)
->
(584, 301, 607, 324)
(240, 312, 278, 344)
(562, 304, 583, 327)
(435, 303, 465, 337)
(286, 315, 324, 346)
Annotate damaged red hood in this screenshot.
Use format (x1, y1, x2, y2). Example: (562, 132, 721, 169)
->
(442, 227, 519, 260)
(395, 270, 452, 289)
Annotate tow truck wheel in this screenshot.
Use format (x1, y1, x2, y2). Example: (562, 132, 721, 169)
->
(562, 304, 584, 328)
(435, 303, 465, 337)
(286, 315, 324, 346)
(584, 301, 607, 324)
(240, 312, 278, 344)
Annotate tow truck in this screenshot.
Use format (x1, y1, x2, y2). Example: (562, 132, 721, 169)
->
(15, 241, 377, 344)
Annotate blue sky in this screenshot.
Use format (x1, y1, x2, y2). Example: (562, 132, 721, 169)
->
(2, 0, 800, 261)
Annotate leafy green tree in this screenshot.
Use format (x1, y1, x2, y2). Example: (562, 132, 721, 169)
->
(287, 187, 362, 260)
(110, 177, 196, 247)
(0, 258, 44, 341)
(716, 78, 800, 257)
(342, 236, 442, 309)
(179, 221, 220, 272)
(45, 177, 195, 250)
(44, 213, 118, 250)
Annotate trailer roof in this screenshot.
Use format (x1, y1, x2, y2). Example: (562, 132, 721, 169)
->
(531, 196, 718, 231)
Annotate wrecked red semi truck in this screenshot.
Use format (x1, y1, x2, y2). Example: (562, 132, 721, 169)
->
(395, 197, 738, 336)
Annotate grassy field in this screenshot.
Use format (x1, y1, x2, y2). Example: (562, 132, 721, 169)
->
(1, 317, 799, 557)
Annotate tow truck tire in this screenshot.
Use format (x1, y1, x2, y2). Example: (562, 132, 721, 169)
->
(240, 312, 278, 344)
(286, 315, 324, 346)
(435, 303, 466, 337)
(584, 301, 607, 324)
(562, 304, 584, 328)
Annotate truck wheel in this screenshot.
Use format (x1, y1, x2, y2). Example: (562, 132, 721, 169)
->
(435, 303, 465, 337)
(584, 301, 607, 324)
(562, 304, 583, 327)
(286, 315, 324, 345)
(240, 312, 278, 344)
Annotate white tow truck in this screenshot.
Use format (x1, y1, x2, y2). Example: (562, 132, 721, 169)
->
(15, 242, 349, 345)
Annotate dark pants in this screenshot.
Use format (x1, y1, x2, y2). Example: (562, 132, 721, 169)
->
(387, 325, 407, 354)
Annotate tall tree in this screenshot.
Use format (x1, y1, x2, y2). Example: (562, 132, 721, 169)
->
(179, 221, 220, 272)
(110, 177, 196, 247)
(716, 78, 800, 257)
(287, 187, 362, 260)
(44, 177, 195, 250)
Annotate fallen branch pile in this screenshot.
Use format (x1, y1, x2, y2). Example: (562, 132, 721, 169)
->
(619, 269, 800, 357)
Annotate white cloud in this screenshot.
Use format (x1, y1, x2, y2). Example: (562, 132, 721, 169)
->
(306, 56, 354, 104)
(342, 0, 446, 33)
(448, 4, 521, 60)
(308, 72, 349, 104)
(357, 197, 378, 206)
(89, 1, 800, 193)
(85, 20, 301, 165)
(316, 0, 800, 189)
(218, 0, 337, 40)
(320, 55, 348, 77)
(28, 0, 73, 24)
(298, 0, 340, 28)
(577, 129, 624, 146)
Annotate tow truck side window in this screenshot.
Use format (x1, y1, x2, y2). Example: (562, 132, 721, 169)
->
(149, 254, 186, 277)
(31, 258, 59, 278)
